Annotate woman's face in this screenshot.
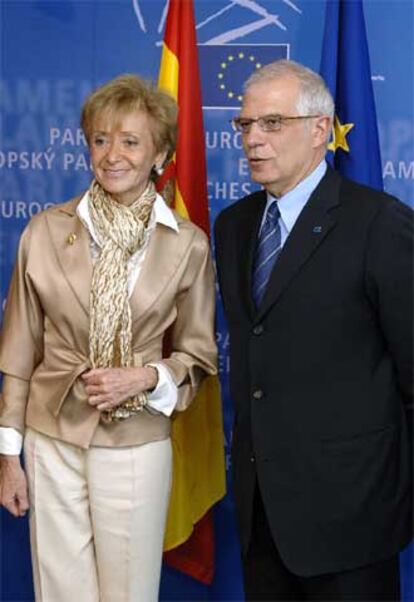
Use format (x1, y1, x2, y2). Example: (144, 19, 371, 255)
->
(89, 110, 165, 206)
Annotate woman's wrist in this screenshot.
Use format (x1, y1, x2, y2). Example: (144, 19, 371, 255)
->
(144, 365, 158, 392)
(0, 454, 21, 466)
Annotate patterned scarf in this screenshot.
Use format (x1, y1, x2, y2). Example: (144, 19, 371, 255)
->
(88, 179, 156, 419)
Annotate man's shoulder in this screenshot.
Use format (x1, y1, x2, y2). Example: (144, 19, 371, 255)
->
(215, 189, 265, 227)
(330, 170, 412, 220)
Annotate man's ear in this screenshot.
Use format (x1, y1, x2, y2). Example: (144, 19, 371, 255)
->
(312, 116, 332, 148)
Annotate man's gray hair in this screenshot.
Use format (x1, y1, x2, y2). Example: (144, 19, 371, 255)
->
(244, 59, 335, 119)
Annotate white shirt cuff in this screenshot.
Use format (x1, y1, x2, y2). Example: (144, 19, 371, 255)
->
(146, 363, 178, 417)
(0, 427, 23, 455)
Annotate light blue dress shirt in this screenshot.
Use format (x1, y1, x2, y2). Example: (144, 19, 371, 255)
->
(261, 160, 327, 247)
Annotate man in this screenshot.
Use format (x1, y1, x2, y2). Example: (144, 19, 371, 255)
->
(214, 59, 412, 600)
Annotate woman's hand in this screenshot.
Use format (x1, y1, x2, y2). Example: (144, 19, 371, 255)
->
(0, 455, 29, 517)
(82, 366, 158, 412)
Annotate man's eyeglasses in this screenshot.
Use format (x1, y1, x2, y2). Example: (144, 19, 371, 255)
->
(231, 114, 321, 134)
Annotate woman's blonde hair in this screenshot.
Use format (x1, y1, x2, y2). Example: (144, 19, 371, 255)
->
(81, 74, 177, 165)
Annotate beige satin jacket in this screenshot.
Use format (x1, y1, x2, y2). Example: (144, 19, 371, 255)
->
(0, 196, 217, 449)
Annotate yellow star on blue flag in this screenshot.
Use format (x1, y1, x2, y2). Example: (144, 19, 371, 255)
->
(328, 115, 354, 153)
(320, 0, 383, 190)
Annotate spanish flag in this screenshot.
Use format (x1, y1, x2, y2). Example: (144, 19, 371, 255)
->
(158, 0, 226, 585)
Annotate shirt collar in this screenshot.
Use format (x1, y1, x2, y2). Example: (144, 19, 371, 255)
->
(152, 193, 179, 231)
(76, 190, 179, 239)
(265, 159, 327, 234)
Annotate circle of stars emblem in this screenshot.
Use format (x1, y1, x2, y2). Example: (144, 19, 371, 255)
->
(217, 52, 262, 101)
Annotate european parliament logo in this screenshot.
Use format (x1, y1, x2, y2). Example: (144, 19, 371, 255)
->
(199, 44, 289, 109)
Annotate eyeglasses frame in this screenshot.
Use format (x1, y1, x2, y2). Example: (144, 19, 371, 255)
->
(231, 114, 322, 133)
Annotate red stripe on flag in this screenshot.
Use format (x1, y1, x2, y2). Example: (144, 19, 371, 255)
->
(163, 512, 215, 585)
(163, 0, 209, 233)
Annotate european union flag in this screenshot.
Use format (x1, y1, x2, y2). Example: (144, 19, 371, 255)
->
(199, 44, 288, 108)
(320, 0, 383, 191)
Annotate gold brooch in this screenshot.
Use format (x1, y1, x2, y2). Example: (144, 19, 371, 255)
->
(67, 233, 77, 245)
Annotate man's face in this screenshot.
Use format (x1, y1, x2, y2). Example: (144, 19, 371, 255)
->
(240, 75, 329, 197)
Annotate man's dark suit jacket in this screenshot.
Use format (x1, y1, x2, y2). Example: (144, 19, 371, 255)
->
(214, 166, 412, 577)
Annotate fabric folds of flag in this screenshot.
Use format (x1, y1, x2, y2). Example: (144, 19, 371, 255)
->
(320, 0, 383, 190)
(157, 0, 226, 585)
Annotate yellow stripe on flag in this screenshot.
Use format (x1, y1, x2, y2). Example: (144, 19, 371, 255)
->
(158, 43, 179, 100)
(174, 184, 190, 220)
(164, 376, 226, 549)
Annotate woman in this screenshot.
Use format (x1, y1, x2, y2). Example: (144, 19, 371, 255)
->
(0, 74, 217, 601)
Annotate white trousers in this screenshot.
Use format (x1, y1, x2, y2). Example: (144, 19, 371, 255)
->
(24, 428, 172, 602)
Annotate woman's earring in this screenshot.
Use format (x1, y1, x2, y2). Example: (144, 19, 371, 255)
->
(154, 164, 164, 176)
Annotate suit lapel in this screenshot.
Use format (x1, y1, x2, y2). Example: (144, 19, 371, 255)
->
(257, 168, 342, 321)
(236, 191, 267, 321)
(46, 197, 93, 317)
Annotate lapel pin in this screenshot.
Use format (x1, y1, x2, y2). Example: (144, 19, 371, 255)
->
(67, 233, 77, 245)
(313, 226, 322, 233)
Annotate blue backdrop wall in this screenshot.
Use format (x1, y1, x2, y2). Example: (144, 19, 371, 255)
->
(0, 1, 413, 600)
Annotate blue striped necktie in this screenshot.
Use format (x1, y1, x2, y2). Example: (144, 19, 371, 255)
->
(252, 201, 281, 308)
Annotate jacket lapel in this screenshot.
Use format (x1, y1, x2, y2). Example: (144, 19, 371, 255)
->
(237, 191, 267, 321)
(257, 168, 342, 321)
(47, 197, 187, 324)
(129, 220, 187, 324)
(46, 196, 93, 317)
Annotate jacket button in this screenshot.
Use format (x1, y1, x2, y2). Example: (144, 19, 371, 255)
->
(250, 456, 255, 463)
(253, 324, 264, 335)
(252, 389, 264, 400)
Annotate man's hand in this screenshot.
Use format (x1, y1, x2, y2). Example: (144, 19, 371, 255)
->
(0, 455, 29, 517)
(82, 366, 158, 412)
